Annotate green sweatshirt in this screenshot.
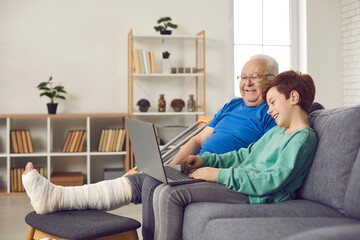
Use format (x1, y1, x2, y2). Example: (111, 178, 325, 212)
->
(201, 126, 317, 204)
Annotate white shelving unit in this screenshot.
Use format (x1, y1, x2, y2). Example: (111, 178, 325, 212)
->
(127, 29, 206, 119)
(0, 113, 130, 193)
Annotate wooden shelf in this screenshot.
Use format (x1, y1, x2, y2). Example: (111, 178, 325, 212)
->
(133, 35, 203, 41)
(128, 29, 206, 119)
(133, 73, 204, 77)
(132, 111, 205, 116)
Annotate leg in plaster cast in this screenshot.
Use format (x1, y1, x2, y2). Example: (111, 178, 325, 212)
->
(22, 162, 132, 214)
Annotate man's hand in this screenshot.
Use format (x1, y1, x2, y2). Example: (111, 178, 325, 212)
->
(181, 155, 203, 172)
(189, 167, 219, 182)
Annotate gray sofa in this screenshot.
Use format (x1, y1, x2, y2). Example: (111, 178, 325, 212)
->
(182, 104, 360, 240)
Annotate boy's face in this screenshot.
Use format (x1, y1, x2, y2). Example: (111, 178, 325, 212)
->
(266, 87, 293, 128)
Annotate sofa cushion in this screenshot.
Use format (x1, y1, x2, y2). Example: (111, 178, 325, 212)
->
(282, 224, 360, 240)
(344, 148, 360, 219)
(203, 218, 360, 240)
(297, 105, 360, 213)
(182, 200, 344, 240)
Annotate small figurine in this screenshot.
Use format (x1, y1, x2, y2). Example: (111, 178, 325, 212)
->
(187, 94, 196, 112)
(171, 98, 185, 112)
(136, 99, 150, 112)
(158, 94, 166, 112)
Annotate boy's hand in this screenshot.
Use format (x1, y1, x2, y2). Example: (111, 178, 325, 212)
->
(189, 167, 219, 182)
(181, 155, 203, 172)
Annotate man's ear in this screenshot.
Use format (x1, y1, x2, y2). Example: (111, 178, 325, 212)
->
(290, 90, 300, 105)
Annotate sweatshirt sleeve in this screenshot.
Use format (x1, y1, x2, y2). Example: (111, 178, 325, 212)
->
(201, 142, 256, 168)
(216, 138, 314, 196)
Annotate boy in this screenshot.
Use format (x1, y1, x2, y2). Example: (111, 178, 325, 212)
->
(152, 70, 318, 240)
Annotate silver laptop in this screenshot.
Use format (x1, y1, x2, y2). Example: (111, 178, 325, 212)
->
(125, 118, 202, 185)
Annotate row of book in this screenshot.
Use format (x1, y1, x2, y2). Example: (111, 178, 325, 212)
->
(10, 130, 34, 153)
(98, 128, 126, 152)
(11, 167, 44, 192)
(62, 130, 87, 153)
(132, 49, 156, 74)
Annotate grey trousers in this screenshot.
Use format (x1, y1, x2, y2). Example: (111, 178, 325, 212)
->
(127, 173, 161, 240)
(152, 181, 250, 240)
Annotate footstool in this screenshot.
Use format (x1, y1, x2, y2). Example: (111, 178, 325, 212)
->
(25, 210, 141, 240)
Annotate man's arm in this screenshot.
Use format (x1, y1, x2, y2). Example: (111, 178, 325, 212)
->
(168, 126, 214, 165)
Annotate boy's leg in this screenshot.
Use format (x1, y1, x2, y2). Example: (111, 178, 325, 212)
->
(153, 182, 249, 240)
(22, 162, 141, 214)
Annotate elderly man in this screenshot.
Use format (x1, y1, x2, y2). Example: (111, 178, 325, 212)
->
(139, 54, 278, 239)
(21, 54, 278, 240)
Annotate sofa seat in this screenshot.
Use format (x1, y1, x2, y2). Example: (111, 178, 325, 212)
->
(183, 200, 344, 240)
(203, 218, 360, 240)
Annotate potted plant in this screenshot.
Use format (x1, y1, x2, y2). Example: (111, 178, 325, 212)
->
(37, 76, 67, 114)
(137, 99, 151, 112)
(171, 98, 185, 112)
(154, 16, 178, 35)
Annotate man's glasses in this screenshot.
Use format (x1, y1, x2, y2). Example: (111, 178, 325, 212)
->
(237, 74, 275, 84)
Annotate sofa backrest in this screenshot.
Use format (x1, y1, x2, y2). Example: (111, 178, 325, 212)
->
(297, 104, 360, 215)
(344, 146, 360, 219)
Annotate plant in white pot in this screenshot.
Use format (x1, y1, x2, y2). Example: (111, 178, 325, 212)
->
(37, 76, 67, 114)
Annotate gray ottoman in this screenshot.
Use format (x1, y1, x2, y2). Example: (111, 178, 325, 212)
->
(25, 210, 141, 240)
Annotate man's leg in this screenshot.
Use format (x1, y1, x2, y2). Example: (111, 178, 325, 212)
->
(140, 175, 162, 240)
(153, 182, 249, 240)
(22, 162, 145, 214)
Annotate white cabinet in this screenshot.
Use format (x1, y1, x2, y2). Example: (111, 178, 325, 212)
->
(0, 113, 130, 193)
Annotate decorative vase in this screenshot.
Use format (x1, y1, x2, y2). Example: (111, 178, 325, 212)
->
(158, 94, 166, 112)
(173, 106, 183, 112)
(162, 58, 170, 74)
(187, 94, 196, 112)
(139, 106, 149, 112)
(47, 103, 58, 114)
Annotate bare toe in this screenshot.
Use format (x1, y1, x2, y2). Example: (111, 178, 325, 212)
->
(23, 162, 35, 175)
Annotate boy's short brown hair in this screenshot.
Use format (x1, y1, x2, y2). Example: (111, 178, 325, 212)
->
(262, 70, 316, 112)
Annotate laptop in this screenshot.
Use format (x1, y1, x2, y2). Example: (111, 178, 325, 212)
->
(125, 118, 202, 185)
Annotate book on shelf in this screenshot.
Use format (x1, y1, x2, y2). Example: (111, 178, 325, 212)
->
(61, 129, 86, 152)
(132, 49, 141, 74)
(50, 172, 84, 187)
(77, 130, 87, 152)
(10, 131, 19, 153)
(138, 49, 145, 74)
(16, 130, 24, 153)
(149, 51, 156, 74)
(10, 129, 34, 154)
(25, 130, 34, 153)
(97, 128, 126, 152)
(21, 130, 28, 153)
(11, 166, 43, 192)
(62, 130, 73, 152)
(133, 49, 156, 74)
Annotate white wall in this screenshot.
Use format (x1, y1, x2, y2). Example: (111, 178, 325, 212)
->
(341, 0, 360, 106)
(0, 0, 232, 117)
(0, 0, 347, 118)
(298, 0, 343, 108)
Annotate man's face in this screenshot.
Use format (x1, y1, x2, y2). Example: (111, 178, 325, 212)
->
(239, 59, 272, 107)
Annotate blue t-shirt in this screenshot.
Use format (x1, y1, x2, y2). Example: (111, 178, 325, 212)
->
(198, 98, 276, 155)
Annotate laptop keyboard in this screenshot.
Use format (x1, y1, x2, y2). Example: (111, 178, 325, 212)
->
(164, 166, 191, 181)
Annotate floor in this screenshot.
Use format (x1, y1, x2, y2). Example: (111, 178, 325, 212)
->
(0, 194, 143, 240)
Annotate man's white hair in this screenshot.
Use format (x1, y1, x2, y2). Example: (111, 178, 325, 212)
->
(249, 54, 279, 75)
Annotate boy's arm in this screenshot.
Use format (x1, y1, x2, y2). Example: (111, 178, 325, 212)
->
(169, 126, 214, 165)
(201, 143, 255, 168)
(217, 138, 315, 196)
